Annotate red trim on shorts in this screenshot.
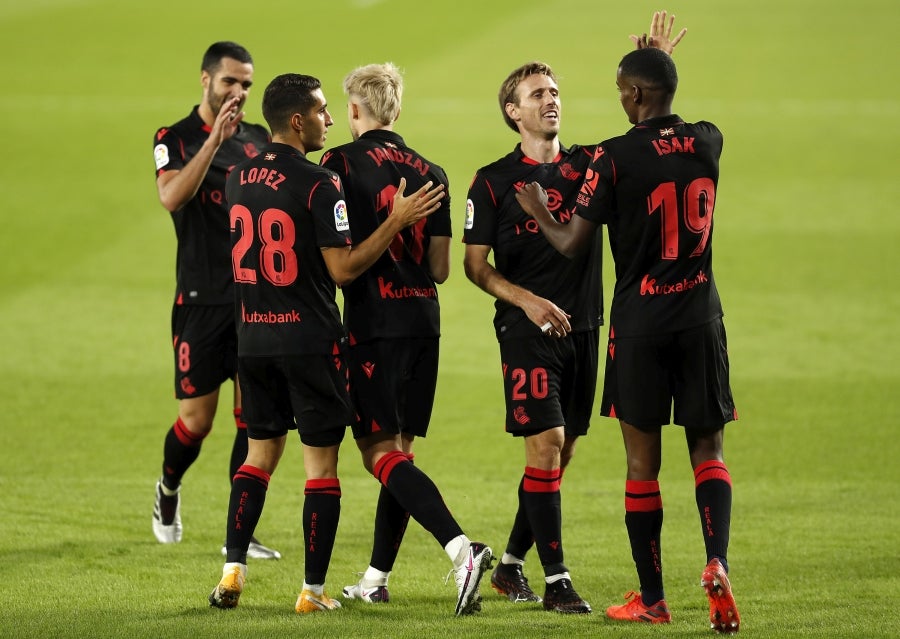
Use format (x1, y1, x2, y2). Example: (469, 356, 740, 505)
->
(523, 466, 561, 493)
(173, 417, 204, 446)
(304, 477, 341, 496)
(374, 450, 408, 486)
(625, 479, 662, 512)
(233, 407, 247, 430)
(234, 464, 271, 487)
(694, 460, 732, 487)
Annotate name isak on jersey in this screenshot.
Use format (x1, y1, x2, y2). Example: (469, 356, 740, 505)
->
(650, 136, 696, 157)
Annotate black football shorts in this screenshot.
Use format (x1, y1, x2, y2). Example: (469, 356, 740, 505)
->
(347, 337, 439, 441)
(171, 304, 237, 398)
(600, 318, 737, 430)
(498, 329, 599, 437)
(237, 353, 352, 447)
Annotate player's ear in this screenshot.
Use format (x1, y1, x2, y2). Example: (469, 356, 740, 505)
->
(291, 112, 304, 133)
(631, 85, 643, 105)
(504, 101, 518, 123)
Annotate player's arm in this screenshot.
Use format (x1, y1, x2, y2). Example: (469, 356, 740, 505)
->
(515, 182, 598, 259)
(156, 97, 245, 212)
(322, 178, 444, 287)
(629, 10, 687, 53)
(463, 243, 571, 337)
(427, 235, 451, 284)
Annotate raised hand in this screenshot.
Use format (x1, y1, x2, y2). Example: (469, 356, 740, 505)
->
(209, 96, 244, 147)
(629, 10, 687, 54)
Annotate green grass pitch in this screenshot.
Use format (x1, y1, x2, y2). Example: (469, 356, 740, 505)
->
(1, 1, 898, 637)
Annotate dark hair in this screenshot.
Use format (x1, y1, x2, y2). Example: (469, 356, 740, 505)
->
(498, 61, 556, 133)
(201, 41, 253, 74)
(618, 48, 678, 94)
(262, 74, 322, 135)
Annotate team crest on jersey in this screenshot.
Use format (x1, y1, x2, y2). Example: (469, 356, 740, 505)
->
(334, 200, 349, 231)
(464, 199, 475, 229)
(154, 144, 170, 170)
(659, 127, 675, 136)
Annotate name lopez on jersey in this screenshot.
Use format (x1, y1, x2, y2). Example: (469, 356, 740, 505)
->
(237, 166, 286, 190)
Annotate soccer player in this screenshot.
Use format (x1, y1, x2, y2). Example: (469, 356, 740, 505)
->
(320, 62, 493, 615)
(515, 47, 740, 632)
(151, 40, 279, 560)
(463, 13, 684, 614)
(207, 72, 446, 613)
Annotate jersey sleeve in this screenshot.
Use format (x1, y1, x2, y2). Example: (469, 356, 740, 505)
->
(309, 173, 352, 249)
(462, 171, 498, 246)
(574, 144, 615, 225)
(319, 149, 349, 178)
(153, 127, 185, 177)
(426, 168, 452, 238)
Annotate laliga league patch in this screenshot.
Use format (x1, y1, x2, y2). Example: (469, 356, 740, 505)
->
(465, 199, 475, 229)
(334, 200, 349, 231)
(154, 144, 170, 170)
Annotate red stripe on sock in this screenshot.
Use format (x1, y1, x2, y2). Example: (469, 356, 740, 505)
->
(373, 450, 408, 486)
(173, 417, 204, 446)
(625, 480, 662, 512)
(305, 478, 341, 496)
(694, 460, 731, 487)
(233, 408, 247, 430)
(523, 466, 561, 493)
(233, 464, 270, 487)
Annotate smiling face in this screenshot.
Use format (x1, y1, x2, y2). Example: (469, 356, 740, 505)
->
(506, 73, 560, 141)
(202, 56, 253, 118)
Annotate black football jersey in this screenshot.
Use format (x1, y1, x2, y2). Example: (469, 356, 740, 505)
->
(225, 143, 350, 356)
(576, 115, 724, 337)
(464, 143, 604, 340)
(320, 130, 451, 341)
(153, 106, 270, 305)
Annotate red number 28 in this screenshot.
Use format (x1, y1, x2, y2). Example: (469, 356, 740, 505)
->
(230, 205, 298, 286)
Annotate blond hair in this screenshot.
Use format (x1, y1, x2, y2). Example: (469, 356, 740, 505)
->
(343, 62, 403, 126)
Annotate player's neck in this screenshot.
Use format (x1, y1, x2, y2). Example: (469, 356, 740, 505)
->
(198, 102, 216, 127)
(519, 135, 560, 164)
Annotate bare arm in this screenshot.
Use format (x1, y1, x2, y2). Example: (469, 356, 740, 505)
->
(322, 179, 445, 287)
(427, 235, 451, 284)
(156, 96, 245, 212)
(463, 243, 571, 337)
(629, 10, 687, 53)
(514, 182, 598, 259)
